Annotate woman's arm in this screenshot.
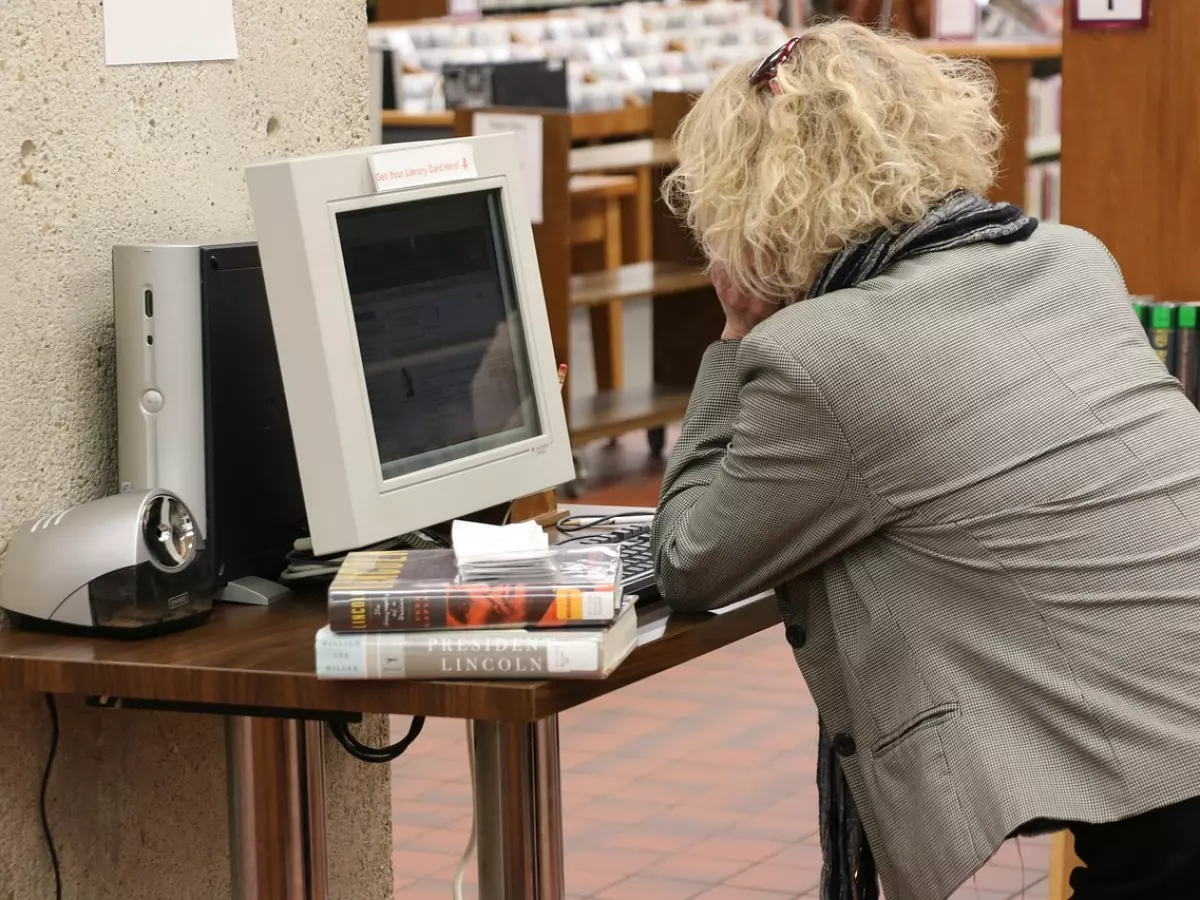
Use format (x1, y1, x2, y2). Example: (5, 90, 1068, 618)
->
(650, 331, 880, 611)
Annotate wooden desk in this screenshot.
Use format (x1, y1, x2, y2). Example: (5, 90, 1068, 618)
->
(0, 589, 778, 722)
(0, 571, 781, 900)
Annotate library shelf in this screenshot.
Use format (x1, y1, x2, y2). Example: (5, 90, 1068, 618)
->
(569, 260, 710, 309)
(569, 383, 693, 445)
(571, 106, 653, 141)
(921, 40, 1063, 61)
(568, 174, 639, 202)
(381, 109, 453, 128)
(382, 107, 653, 143)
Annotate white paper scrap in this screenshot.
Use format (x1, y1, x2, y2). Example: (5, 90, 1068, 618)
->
(450, 519, 549, 563)
(104, 0, 238, 66)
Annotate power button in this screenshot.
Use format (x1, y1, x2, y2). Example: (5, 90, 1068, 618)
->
(141, 389, 164, 413)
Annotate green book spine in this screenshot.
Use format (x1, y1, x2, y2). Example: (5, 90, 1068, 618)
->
(1132, 295, 1155, 344)
(1178, 304, 1200, 405)
(1148, 303, 1179, 377)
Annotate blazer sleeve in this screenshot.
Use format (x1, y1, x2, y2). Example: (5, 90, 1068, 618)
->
(651, 332, 880, 611)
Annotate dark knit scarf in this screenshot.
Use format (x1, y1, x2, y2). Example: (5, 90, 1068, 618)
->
(804, 189, 1037, 900)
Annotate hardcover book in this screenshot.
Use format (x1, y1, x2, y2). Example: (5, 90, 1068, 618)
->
(326, 547, 623, 632)
(314, 599, 638, 680)
(1147, 302, 1179, 376)
(1177, 303, 1199, 404)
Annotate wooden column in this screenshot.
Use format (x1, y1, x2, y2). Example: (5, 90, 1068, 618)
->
(1060, 0, 1200, 301)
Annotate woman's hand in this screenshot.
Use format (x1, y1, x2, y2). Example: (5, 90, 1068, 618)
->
(712, 263, 780, 341)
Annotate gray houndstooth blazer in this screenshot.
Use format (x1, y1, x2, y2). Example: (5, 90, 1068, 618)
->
(651, 223, 1200, 900)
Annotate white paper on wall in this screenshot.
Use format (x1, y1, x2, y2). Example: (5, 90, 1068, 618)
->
(103, 0, 238, 66)
(471, 113, 545, 226)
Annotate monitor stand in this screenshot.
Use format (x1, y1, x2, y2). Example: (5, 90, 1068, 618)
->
(217, 576, 290, 606)
(214, 488, 563, 607)
(507, 487, 561, 528)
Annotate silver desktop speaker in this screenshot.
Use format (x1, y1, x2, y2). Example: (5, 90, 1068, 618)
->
(112, 241, 308, 607)
(0, 490, 215, 637)
(113, 243, 209, 537)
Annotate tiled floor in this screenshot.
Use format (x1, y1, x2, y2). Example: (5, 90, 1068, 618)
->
(390, 435, 1052, 899)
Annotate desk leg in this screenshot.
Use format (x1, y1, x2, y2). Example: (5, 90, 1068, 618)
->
(226, 716, 330, 900)
(473, 716, 566, 900)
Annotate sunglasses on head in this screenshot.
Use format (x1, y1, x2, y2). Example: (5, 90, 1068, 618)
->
(749, 36, 802, 94)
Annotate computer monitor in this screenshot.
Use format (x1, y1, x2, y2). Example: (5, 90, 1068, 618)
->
(244, 133, 574, 556)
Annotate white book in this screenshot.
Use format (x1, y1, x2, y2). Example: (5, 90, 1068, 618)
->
(314, 601, 638, 681)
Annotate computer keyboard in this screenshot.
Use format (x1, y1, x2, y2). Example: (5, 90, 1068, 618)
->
(571, 524, 659, 601)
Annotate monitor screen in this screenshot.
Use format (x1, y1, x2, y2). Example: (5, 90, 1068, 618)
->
(336, 188, 542, 482)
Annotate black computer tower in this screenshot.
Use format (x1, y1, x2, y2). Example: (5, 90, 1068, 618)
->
(199, 243, 308, 585)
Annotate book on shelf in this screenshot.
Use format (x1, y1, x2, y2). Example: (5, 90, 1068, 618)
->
(314, 598, 638, 680)
(1147, 302, 1179, 375)
(1179, 304, 1200, 404)
(1027, 73, 1061, 157)
(326, 546, 624, 632)
(1025, 160, 1060, 224)
(1131, 298, 1200, 406)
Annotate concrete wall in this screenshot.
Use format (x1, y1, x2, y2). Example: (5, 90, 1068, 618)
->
(0, 2, 391, 898)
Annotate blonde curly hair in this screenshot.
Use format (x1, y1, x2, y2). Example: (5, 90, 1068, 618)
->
(662, 21, 1004, 303)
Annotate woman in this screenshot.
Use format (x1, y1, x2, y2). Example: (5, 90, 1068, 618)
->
(651, 21, 1200, 900)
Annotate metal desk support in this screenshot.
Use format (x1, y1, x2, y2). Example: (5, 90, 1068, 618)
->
(473, 715, 566, 900)
(226, 717, 329, 900)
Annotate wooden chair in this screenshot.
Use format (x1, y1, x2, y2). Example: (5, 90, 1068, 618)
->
(1048, 830, 1077, 899)
(569, 173, 639, 393)
(454, 100, 713, 457)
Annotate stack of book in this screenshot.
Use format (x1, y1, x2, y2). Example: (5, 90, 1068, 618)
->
(312, 545, 638, 680)
(1132, 298, 1200, 405)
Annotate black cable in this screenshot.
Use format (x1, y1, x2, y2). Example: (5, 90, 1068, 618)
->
(41, 693, 62, 900)
(554, 511, 655, 534)
(420, 528, 452, 549)
(330, 715, 425, 764)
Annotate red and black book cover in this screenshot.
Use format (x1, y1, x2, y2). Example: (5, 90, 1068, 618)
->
(326, 548, 622, 633)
